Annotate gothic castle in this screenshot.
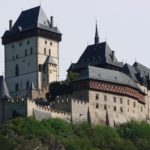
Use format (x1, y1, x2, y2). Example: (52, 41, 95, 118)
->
(0, 6, 150, 127)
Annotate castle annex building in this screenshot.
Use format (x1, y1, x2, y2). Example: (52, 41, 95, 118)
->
(0, 6, 150, 127)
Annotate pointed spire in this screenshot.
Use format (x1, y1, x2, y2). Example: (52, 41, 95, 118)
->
(95, 21, 99, 45)
(0, 76, 12, 100)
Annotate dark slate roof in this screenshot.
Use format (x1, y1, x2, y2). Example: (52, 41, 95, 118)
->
(3, 6, 61, 38)
(121, 62, 150, 86)
(133, 62, 150, 78)
(75, 66, 141, 91)
(122, 63, 138, 82)
(68, 42, 123, 71)
(0, 76, 12, 99)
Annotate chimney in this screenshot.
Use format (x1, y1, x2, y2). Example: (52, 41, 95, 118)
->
(50, 16, 54, 27)
(112, 51, 115, 62)
(9, 20, 13, 30)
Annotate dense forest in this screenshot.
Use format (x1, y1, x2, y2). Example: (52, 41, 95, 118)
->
(0, 117, 150, 150)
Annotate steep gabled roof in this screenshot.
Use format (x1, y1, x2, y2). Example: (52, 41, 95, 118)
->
(69, 42, 123, 72)
(75, 66, 140, 90)
(0, 76, 12, 100)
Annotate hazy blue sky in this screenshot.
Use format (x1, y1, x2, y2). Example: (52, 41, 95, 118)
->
(1, 0, 150, 80)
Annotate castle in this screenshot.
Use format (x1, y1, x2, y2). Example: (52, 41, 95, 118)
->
(0, 6, 150, 127)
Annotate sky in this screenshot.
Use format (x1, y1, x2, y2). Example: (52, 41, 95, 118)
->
(1, 0, 150, 80)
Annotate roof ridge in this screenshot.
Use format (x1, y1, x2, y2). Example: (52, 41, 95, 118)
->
(22, 6, 40, 13)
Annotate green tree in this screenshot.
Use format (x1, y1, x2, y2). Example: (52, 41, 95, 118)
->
(66, 71, 79, 83)
(48, 81, 73, 101)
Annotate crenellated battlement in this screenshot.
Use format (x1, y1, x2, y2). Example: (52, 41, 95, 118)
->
(35, 104, 71, 115)
(72, 99, 88, 105)
(52, 97, 88, 106)
(50, 98, 71, 106)
(6, 99, 26, 103)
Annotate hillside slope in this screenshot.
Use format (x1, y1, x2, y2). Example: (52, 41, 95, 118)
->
(0, 117, 150, 150)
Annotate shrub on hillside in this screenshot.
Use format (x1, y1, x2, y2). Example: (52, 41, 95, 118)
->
(1, 118, 150, 150)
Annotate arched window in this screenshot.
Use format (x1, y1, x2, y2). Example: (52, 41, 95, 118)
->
(15, 64, 19, 76)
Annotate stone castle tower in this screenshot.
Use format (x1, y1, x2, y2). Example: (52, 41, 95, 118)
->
(2, 6, 62, 97)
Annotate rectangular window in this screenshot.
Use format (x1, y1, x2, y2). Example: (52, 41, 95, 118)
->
(30, 47, 33, 55)
(44, 48, 46, 55)
(25, 49, 27, 56)
(141, 106, 143, 112)
(96, 94, 99, 100)
(50, 42, 52, 46)
(39, 64, 43, 72)
(127, 99, 130, 105)
(134, 102, 136, 107)
(104, 104, 107, 110)
(104, 95, 107, 102)
(45, 40, 47, 44)
(15, 84, 19, 91)
(49, 49, 51, 56)
(113, 97, 116, 103)
(120, 98, 123, 104)
(113, 106, 116, 111)
(96, 103, 99, 109)
(16, 55, 19, 59)
(120, 107, 123, 113)
(19, 42, 22, 47)
(26, 81, 30, 90)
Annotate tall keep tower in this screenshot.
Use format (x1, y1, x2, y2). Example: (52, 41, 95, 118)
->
(2, 6, 62, 97)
